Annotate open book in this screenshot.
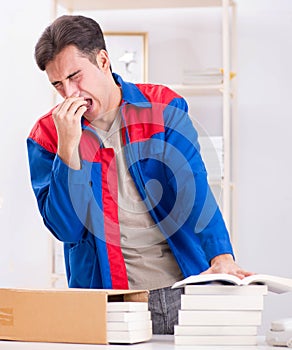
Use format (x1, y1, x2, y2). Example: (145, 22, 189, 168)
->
(171, 273, 292, 294)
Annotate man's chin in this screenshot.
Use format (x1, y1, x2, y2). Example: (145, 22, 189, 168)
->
(83, 112, 95, 123)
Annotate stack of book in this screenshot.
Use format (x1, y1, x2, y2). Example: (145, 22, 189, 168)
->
(172, 273, 292, 346)
(106, 301, 152, 344)
(174, 284, 266, 345)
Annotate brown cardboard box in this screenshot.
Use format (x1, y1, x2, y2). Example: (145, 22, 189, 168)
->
(0, 288, 148, 344)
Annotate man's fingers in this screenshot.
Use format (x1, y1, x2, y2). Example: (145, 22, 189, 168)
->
(74, 105, 87, 119)
(61, 97, 86, 114)
(53, 97, 86, 120)
(67, 99, 87, 117)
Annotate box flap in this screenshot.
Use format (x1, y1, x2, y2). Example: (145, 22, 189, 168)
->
(104, 289, 149, 302)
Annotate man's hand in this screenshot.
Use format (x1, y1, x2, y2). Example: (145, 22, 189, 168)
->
(52, 97, 87, 170)
(201, 254, 254, 279)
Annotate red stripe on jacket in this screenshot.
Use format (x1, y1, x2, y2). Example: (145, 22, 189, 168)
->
(121, 84, 181, 144)
(28, 109, 58, 154)
(79, 133, 129, 289)
(100, 148, 129, 289)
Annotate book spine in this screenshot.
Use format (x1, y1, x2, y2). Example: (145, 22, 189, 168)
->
(107, 302, 148, 312)
(180, 294, 264, 310)
(107, 311, 151, 323)
(174, 335, 257, 346)
(174, 325, 258, 336)
(108, 327, 152, 344)
(178, 310, 262, 326)
(184, 285, 268, 295)
(107, 320, 152, 331)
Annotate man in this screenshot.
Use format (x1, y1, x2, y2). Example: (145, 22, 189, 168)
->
(27, 15, 252, 334)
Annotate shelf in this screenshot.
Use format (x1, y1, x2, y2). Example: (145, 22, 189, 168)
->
(56, 0, 235, 12)
(169, 84, 224, 96)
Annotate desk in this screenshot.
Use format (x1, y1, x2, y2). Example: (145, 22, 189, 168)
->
(0, 335, 288, 350)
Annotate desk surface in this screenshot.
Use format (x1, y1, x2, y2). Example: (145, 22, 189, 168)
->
(0, 335, 288, 350)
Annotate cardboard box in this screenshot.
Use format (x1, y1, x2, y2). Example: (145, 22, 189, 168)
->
(0, 288, 148, 344)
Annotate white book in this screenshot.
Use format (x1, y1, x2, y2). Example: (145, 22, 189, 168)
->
(174, 325, 258, 336)
(108, 327, 152, 344)
(107, 302, 148, 312)
(107, 320, 152, 331)
(183, 284, 268, 295)
(178, 310, 262, 326)
(180, 294, 264, 310)
(172, 273, 292, 294)
(174, 335, 257, 346)
(107, 311, 151, 323)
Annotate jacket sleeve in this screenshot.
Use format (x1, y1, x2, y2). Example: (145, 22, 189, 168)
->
(27, 138, 93, 243)
(162, 96, 234, 263)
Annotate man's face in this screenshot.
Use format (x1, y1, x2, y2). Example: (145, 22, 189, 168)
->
(45, 45, 113, 122)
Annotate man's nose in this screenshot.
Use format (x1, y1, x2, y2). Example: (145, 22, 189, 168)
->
(63, 82, 79, 98)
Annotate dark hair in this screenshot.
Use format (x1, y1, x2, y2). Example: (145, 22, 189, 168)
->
(35, 15, 107, 71)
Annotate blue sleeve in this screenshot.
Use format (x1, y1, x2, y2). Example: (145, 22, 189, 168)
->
(27, 138, 92, 243)
(163, 97, 234, 263)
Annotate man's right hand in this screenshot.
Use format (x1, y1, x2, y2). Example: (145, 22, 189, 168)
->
(52, 96, 87, 170)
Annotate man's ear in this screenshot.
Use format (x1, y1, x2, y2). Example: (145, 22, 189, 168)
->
(96, 49, 110, 71)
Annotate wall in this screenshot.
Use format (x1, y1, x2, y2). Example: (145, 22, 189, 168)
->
(0, 0, 291, 334)
(236, 0, 292, 334)
(0, 0, 52, 288)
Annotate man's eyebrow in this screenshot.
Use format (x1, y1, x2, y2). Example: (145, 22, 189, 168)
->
(51, 70, 81, 86)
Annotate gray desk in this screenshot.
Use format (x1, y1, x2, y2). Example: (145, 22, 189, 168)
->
(0, 335, 288, 350)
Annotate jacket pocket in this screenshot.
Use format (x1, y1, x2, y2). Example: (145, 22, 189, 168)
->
(137, 137, 164, 159)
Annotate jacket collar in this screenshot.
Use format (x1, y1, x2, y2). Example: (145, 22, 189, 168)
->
(112, 73, 151, 108)
(81, 73, 151, 134)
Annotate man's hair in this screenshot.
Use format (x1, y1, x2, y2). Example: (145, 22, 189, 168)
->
(35, 15, 107, 71)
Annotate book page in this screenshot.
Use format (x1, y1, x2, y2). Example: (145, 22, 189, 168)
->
(172, 273, 292, 293)
(241, 274, 292, 293)
(172, 273, 242, 289)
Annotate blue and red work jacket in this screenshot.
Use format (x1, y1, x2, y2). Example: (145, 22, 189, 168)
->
(27, 73, 233, 289)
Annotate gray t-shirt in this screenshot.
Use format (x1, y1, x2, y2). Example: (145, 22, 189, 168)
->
(94, 114, 183, 290)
